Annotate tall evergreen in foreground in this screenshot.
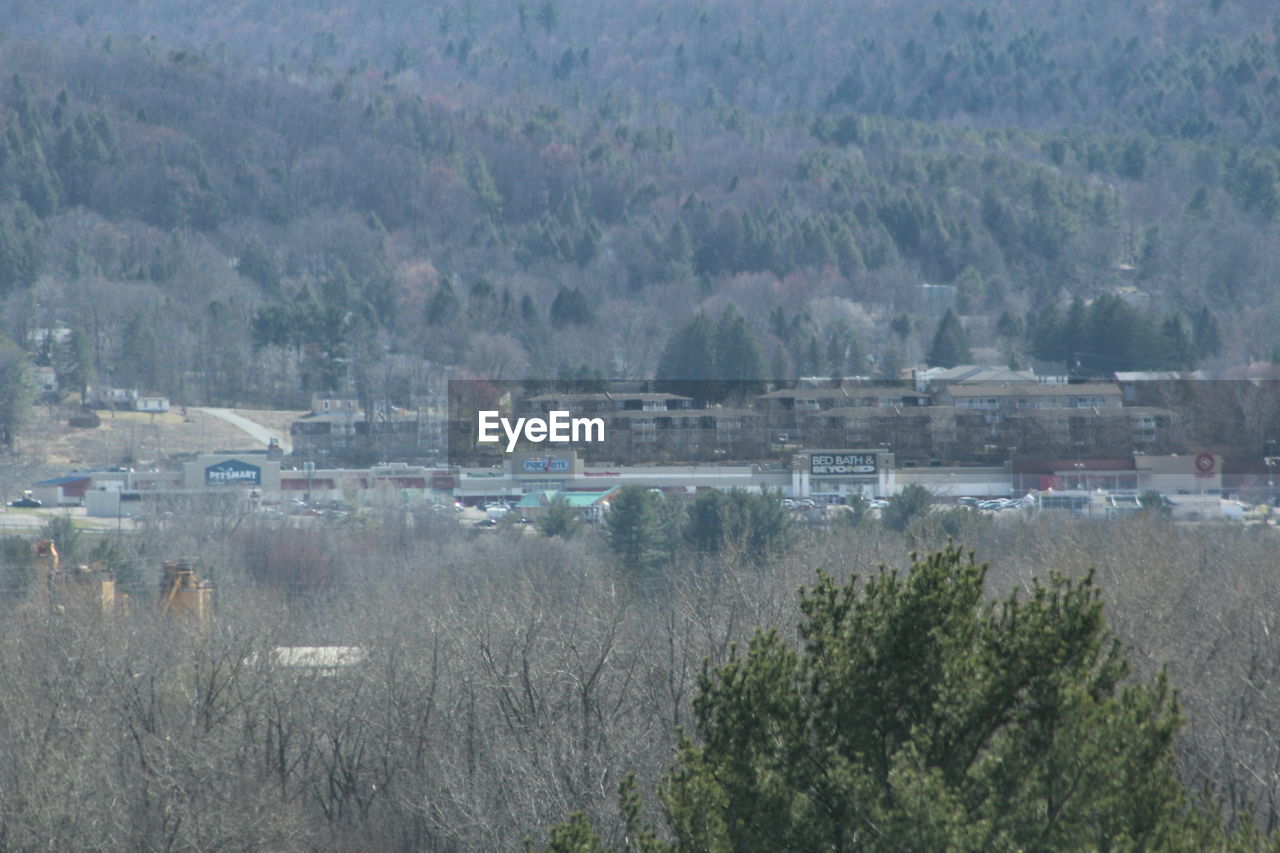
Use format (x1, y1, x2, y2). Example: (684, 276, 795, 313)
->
(534, 545, 1251, 852)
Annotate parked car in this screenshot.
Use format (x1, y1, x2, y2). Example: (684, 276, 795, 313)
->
(7, 497, 41, 508)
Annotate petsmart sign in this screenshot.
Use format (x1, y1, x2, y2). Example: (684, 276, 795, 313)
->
(205, 459, 262, 486)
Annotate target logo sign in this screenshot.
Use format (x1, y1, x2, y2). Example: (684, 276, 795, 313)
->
(1195, 453, 1215, 474)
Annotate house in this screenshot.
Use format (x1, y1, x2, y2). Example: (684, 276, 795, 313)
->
(521, 391, 694, 415)
(1003, 407, 1137, 456)
(291, 413, 361, 453)
(937, 383, 1124, 414)
(915, 365, 1039, 392)
(291, 408, 434, 461)
(522, 392, 614, 415)
(136, 395, 170, 413)
(33, 366, 58, 397)
(1113, 372, 1184, 403)
(1030, 360, 1071, 385)
(310, 392, 361, 416)
(597, 408, 768, 460)
(86, 386, 170, 413)
(756, 387, 854, 414)
(88, 386, 138, 408)
(611, 392, 695, 411)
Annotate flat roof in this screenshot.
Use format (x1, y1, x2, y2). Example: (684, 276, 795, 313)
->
(759, 387, 851, 399)
(609, 408, 761, 419)
(35, 475, 93, 486)
(519, 488, 618, 508)
(946, 383, 1121, 397)
(526, 392, 693, 402)
(812, 405, 977, 419)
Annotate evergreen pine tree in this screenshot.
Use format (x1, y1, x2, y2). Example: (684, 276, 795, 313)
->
(1160, 312, 1198, 370)
(604, 486, 680, 577)
(1192, 307, 1223, 360)
(714, 306, 766, 399)
(0, 203, 42, 295)
(537, 546, 1247, 852)
(537, 497, 582, 539)
(1027, 303, 1064, 363)
(655, 313, 717, 398)
(239, 237, 282, 292)
(57, 327, 95, 401)
(425, 277, 461, 325)
(0, 337, 34, 448)
(549, 286, 594, 327)
(925, 308, 971, 368)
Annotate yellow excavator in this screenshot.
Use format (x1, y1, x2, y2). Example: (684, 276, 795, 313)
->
(30, 539, 124, 616)
(156, 560, 212, 631)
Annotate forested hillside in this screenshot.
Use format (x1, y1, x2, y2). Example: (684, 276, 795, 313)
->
(1, 0, 1278, 404)
(4, 6, 1280, 848)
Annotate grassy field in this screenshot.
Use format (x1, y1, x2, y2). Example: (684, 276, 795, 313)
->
(7, 404, 306, 473)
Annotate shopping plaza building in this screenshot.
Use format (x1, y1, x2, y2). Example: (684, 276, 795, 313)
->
(21, 374, 1275, 521)
(30, 445, 1246, 520)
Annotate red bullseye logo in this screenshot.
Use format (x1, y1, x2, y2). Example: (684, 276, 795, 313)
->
(1195, 453, 1214, 473)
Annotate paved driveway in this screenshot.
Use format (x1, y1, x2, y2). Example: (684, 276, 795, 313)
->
(195, 408, 293, 454)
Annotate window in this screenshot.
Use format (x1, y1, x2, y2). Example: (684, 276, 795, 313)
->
(525, 480, 566, 491)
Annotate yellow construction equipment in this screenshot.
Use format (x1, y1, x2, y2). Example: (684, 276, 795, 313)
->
(29, 539, 127, 617)
(157, 560, 212, 632)
(31, 538, 57, 613)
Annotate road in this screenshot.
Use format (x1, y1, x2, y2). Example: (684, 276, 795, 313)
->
(0, 507, 133, 532)
(195, 408, 293, 455)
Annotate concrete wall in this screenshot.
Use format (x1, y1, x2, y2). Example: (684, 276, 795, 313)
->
(894, 466, 1013, 497)
(31, 485, 68, 506)
(1135, 453, 1222, 493)
(85, 489, 124, 518)
(455, 463, 775, 498)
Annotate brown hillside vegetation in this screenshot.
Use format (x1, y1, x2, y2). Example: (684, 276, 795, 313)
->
(15, 405, 303, 468)
(0, 512, 1278, 849)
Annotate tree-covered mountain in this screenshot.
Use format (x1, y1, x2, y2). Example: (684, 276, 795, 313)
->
(0, 0, 1277, 407)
